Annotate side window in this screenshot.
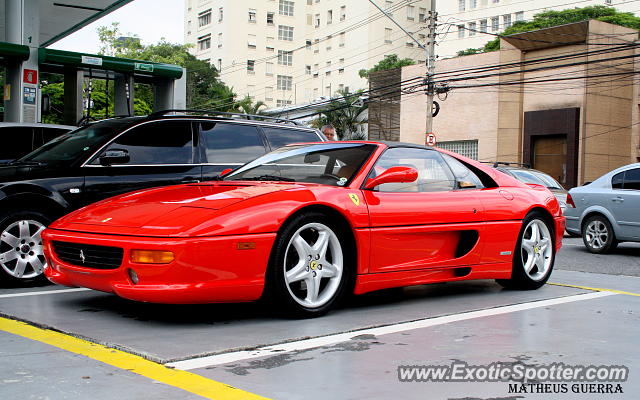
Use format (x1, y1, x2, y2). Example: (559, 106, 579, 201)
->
(623, 168, 640, 190)
(92, 121, 193, 165)
(43, 128, 72, 144)
(612, 171, 624, 189)
(441, 153, 485, 189)
(263, 127, 320, 149)
(200, 122, 266, 164)
(369, 148, 455, 192)
(0, 127, 34, 160)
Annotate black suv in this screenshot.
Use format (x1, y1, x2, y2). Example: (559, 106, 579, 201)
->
(0, 111, 324, 283)
(0, 122, 75, 164)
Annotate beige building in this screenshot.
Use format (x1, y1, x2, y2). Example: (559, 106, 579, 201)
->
(369, 20, 640, 188)
(437, 0, 640, 59)
(184, 0, 434, 109)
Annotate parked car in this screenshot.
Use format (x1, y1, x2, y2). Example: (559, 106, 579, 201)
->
(565, 163, 640, 253)
(0, 111, 323, 283)
(44, 142, 564, 317)
(493, 163, 569, 213)
(0, 122, 75, 164)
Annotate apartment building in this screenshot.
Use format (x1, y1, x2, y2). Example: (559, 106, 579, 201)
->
(438, 0, 639, 58)
(184, 0, 433, 109)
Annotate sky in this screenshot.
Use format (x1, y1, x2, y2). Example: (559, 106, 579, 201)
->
(50, 0, 184, 54)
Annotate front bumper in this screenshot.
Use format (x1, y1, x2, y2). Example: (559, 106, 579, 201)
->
(43, 228, 276, 304)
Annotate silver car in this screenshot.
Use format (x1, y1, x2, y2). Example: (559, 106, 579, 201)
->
(565, 163, 640, 253)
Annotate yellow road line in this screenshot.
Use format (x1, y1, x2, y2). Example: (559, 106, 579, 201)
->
(0, 316, 269, 400)
(549, 282, 640, 297)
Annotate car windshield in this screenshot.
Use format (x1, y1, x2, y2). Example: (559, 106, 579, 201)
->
(19, 119, 139, 166)
(530, 171, 564, 190)
(225, 143, 377, 186)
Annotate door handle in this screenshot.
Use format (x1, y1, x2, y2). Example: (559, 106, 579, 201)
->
(611, 196, 624, 203)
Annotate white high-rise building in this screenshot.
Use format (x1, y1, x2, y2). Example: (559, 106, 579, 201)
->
(437, 0, 639, 58)
(184, 1, 639, 109)
(184, 0, 433, 109)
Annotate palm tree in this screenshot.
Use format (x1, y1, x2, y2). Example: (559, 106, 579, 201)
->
(312, 89, 368, 140)
(237, 95, 267, 115)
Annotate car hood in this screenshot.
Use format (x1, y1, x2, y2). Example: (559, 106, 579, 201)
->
(51, 182, 304, 236)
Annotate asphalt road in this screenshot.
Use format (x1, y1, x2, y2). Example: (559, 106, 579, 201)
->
(557, 237, 640, 277)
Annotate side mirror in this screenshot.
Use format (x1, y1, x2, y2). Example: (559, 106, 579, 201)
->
(364, 166, 418, 190)
(99, 149, 130, 166)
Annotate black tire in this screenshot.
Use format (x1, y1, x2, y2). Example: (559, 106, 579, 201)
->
(0, 210, 52, 285)
(581, 215, 618, 254)
(497, 211, 555, 290)
(265, 211, 354, 318)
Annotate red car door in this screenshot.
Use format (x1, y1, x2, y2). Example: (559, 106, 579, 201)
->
(363, 148, 485, 274)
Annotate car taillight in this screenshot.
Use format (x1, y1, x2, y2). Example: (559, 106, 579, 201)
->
(566, 193, 576, 208)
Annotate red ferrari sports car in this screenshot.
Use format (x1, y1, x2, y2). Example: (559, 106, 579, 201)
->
(43, 142, 564, 317)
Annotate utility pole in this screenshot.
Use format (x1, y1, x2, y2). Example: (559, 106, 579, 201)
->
(425, 0, 437, 144)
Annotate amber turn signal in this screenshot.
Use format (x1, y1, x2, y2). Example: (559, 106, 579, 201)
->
(130, 250, 175, 264)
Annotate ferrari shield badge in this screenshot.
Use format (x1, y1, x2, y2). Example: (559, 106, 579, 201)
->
(348, 193, 360, 206)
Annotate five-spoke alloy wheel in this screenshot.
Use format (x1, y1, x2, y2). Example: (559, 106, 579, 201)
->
(582, 215, 617, 254)
(498, 211, 555, 290)
(267, 212, 353, 317)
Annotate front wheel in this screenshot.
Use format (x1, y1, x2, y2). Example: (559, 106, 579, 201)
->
(497, 212, 555, 290)
(266, 212, 353, 318)
(0, 211, 52, 284)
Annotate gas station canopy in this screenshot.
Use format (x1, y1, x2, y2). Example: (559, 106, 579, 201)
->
(0, 0, 134, 47)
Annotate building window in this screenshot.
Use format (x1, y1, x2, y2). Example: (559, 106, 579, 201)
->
(491, 16, 499, 32)
(340, 6, 346, 21)
(248, 9, 257, 23)
(265, 87, 274, 101)
(277, 100, 292, 107)
(458, 0, 465, 12)
(279, 0, 294, 16)
(198, 34, 211, 50)
(315, 14, 321, 27)
(198, 9, 211, 27)
(419, 7, 426, 23)
(385, 1, 393, 15)
(278, 25, 294, 41)
(406, 41, 414, 48)
(266, 46, 275, 52)
(406, 6, 415, 20)
(306, 39, 312, 49)
(515, 11, 524, 21)
(217, 33, 222, 47)
(217, 58, 222, 71)
(218, 7, 223, 22)
(267, 12, 275, 25)
(338, 68, 344, 74)
(306, 65, 312, 75)
(438, 140, 479, 160)
(339, 32, 345, 46)
(480, 19, 487, 32)
(247, 85, 256, 100)
(266, 62, 274, 75)
(277, 75, 293, 91)
(468, 22, 476, 36)
(248, 34, 257, 48)
(457, 25, 464, 39)
(385, 28, 392, 44)
(278, 50, 293, 66)
(325, 85, 331, 97)
(470, 0, 477, 8)
(307, 14, 313, 25)
(247, 60, 255, 73)
(327, 10, 333, 24)
(503, 14, 512, 29)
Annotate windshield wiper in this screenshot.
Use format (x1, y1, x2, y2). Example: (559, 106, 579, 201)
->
(7, 160, 47, 166)
(240, 175, 295, 182)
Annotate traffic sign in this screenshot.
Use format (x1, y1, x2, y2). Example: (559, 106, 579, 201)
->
(426, 132, 437, 146)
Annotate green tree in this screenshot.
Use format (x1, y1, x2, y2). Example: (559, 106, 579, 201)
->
(359, 54, 416, 79)
(476, 6, 640, 54)
(311, 89, 368, 140)
(236, 96, 267, 115)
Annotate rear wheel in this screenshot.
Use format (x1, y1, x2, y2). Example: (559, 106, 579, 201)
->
(497, 212, 555, 290)
(266, 212, 353, 318)
(0, 211, 51, 284)
(582, 215, 617, 254)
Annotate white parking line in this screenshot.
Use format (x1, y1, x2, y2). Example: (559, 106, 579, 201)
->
(0, 288, 90, 298)
(167, 291, 615, 371)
